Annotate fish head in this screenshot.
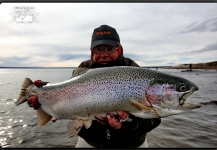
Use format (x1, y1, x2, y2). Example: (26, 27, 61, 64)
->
(146, 74, 199, 109)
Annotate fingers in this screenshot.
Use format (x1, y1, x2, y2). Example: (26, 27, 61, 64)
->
(107, 113, 122, 129)
(27, 80, 47, 110)
(33, 80, 49, 88)
(117, 110, 128, 120)
(95, 111, 130, 129)
(27, 96, 40, 110)
(95, 115, 108, 125)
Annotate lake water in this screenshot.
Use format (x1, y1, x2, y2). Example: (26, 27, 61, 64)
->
(0, 68, 216, 148)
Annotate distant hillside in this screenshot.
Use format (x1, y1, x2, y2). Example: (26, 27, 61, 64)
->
(167, 61, 217, 69)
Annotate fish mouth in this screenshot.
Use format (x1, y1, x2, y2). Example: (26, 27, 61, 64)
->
(179, 87, 198, 106)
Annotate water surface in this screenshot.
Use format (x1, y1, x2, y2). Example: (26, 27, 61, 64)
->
(0, 68, 216, 148)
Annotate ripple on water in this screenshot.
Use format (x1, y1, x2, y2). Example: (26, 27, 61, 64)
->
(0, 111, 7, 114)
(1, 69, 217, 148)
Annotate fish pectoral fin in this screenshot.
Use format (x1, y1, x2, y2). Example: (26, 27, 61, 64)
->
(83, 120, 92, 129)
(67, 119, 84, 138)
(37, 108, 52, 127)
(129, 98, 159, 118)
(129, 98, 152, 111)
(15, 78, 33, 106)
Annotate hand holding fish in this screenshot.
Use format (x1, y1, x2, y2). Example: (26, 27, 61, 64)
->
(96, 110, 132, 129)
(27, 95, 40, 110)
(27, 80, 48, 110)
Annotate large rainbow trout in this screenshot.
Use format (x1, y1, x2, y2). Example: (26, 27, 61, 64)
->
(15, 66, 200, 137)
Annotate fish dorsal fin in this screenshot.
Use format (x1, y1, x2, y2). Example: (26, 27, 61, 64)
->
(67, 119, 84, 138)
(129, 98, 159, 118)
(37, 107, 52, 127)
(71, 67, 90, 78)
(15, 78, 34, 106)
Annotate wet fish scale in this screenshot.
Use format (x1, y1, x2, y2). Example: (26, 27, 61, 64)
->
(34, 67, 153, 119)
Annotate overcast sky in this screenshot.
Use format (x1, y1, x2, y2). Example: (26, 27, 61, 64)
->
(0, 3, 217, 67)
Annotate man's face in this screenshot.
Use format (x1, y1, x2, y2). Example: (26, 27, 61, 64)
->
(92, 44, 119, 64)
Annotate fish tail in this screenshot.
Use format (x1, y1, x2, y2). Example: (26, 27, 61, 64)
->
(15, 78, 33, 106)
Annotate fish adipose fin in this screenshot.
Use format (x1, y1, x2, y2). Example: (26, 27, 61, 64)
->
(15, 78, 33, 106)
(37, 108, 52, 126)
(129, 98, 159, 118)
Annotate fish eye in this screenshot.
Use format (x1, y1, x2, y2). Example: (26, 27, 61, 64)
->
(179, 83, 187, 92)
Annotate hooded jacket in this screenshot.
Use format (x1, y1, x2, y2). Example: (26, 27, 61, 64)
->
(77, 45, 139, 68)
(72, 46, 161, 148)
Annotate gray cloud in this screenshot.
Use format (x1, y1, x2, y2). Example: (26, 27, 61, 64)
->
(25, 44, 90, 56)
(178, 17, 217, 34)
(124, 53, 171, 66)
(42, 45, 87, 53)
(124, 53, 144, 60)
(198, 43, 217, 52)
(184, 43, 217, 54)
(58, 53, 90, 61)
(166, 42, 217, 63)
(0, 56, 31, 67)
(1, 3, 217, 67)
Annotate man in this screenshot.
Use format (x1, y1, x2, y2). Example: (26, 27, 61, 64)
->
(28, 25, 161, 148)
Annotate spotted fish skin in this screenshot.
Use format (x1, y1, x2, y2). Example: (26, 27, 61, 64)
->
(29, 67, 154, 120)
(15, 66, 199, 125)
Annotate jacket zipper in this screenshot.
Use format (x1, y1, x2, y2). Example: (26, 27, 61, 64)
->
(106, 130, 111, 139)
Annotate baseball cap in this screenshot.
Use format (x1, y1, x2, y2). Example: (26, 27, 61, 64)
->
(90, 25, 120, 49)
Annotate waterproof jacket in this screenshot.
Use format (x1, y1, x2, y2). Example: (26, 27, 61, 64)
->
(71, 48, 161, 148)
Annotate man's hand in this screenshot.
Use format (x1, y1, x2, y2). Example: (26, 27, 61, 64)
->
(95, 110, 132, 129)
(27, 95, 40, 110)
(27, 80, 49, 110)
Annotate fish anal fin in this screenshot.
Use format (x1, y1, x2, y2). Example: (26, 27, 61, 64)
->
(37, 108, 52, 127)
(67, 119, 84, 138)
(129, 98, 159, 118)
(83, 120, 92, 129)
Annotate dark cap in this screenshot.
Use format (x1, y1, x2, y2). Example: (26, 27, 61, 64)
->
(90, 25, 120, 49)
